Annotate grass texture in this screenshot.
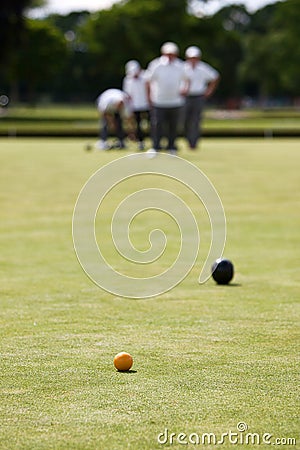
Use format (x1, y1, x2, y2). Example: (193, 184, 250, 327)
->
(0, 137, 299, 449)
(0, 106, 300, 136)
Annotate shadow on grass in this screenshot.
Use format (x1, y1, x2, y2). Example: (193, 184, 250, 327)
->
(116, 370, 137, 374)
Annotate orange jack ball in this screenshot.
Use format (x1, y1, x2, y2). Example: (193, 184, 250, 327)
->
(113, 352, 133, 371)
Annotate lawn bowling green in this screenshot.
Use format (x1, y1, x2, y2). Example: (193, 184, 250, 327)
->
(0, 137, 299, 449)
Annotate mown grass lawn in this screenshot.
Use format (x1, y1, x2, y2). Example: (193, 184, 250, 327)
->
(0, 105, 299, 136)
(0, 137, 299, 449)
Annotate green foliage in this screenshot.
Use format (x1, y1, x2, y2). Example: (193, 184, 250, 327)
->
(79, 0, 187, 68)
(0, 0, 46, 62)
(1, 0, 298, 103)
(272, 0, 300, 95)
(13, 20, 68, 101)
(239, 0, 300, 97)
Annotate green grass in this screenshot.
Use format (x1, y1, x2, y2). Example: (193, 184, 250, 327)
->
(0, 105, 299, 135)
(0, 138, 299, 449)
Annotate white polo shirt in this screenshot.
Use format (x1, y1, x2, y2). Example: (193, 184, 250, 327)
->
(146, 56, 189, 108)
(96, 89, 132, 117)
(184, 61, 219, 96)
(122, 71, 149, 112)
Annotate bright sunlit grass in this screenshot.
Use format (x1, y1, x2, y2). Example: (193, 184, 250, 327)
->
(0, 137, 299, 449)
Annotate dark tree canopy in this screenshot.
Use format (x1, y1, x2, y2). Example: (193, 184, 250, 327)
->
(1, 0, 298, 104)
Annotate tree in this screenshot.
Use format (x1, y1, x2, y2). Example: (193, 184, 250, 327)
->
(6, 19, 67, 102)
(73, 0, 190, 96)
(0, 0, 44, 62)
(76, 0, 230, 96)
(271, 0, 300, 96)
(0, 0, 46, 100)
(3, 0, 297, 104)
(239, 0, 300, 100)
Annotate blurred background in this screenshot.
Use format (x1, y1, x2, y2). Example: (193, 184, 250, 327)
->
(1, 0, 299, 106)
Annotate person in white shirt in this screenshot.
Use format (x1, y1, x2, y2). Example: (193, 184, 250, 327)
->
(122, 60, 150, 150)
(145, 42, 190, 154)
(95, 88, 133, 150)
(184, 46, 220, 149)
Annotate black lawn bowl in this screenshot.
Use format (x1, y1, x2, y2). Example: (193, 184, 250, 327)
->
(212, 259, 234, 285)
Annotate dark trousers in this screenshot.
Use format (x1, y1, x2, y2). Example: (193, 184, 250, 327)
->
(134, 110, 150, 142)
(184, 95, 205, 148)
(151, 106, 182, 150)
(100, 112, 125, 143)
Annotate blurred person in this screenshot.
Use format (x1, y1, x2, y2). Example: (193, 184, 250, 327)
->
(96, 88, 133, 150)
(184, 45, 220, 149)
(145, 42, 190, 154)
(122, 60, 150, 151)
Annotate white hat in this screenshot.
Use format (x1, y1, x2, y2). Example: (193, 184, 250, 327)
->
(125, 60, 140, 76)
(161, 42, 179, 55)
(185, 46, 202, 58)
